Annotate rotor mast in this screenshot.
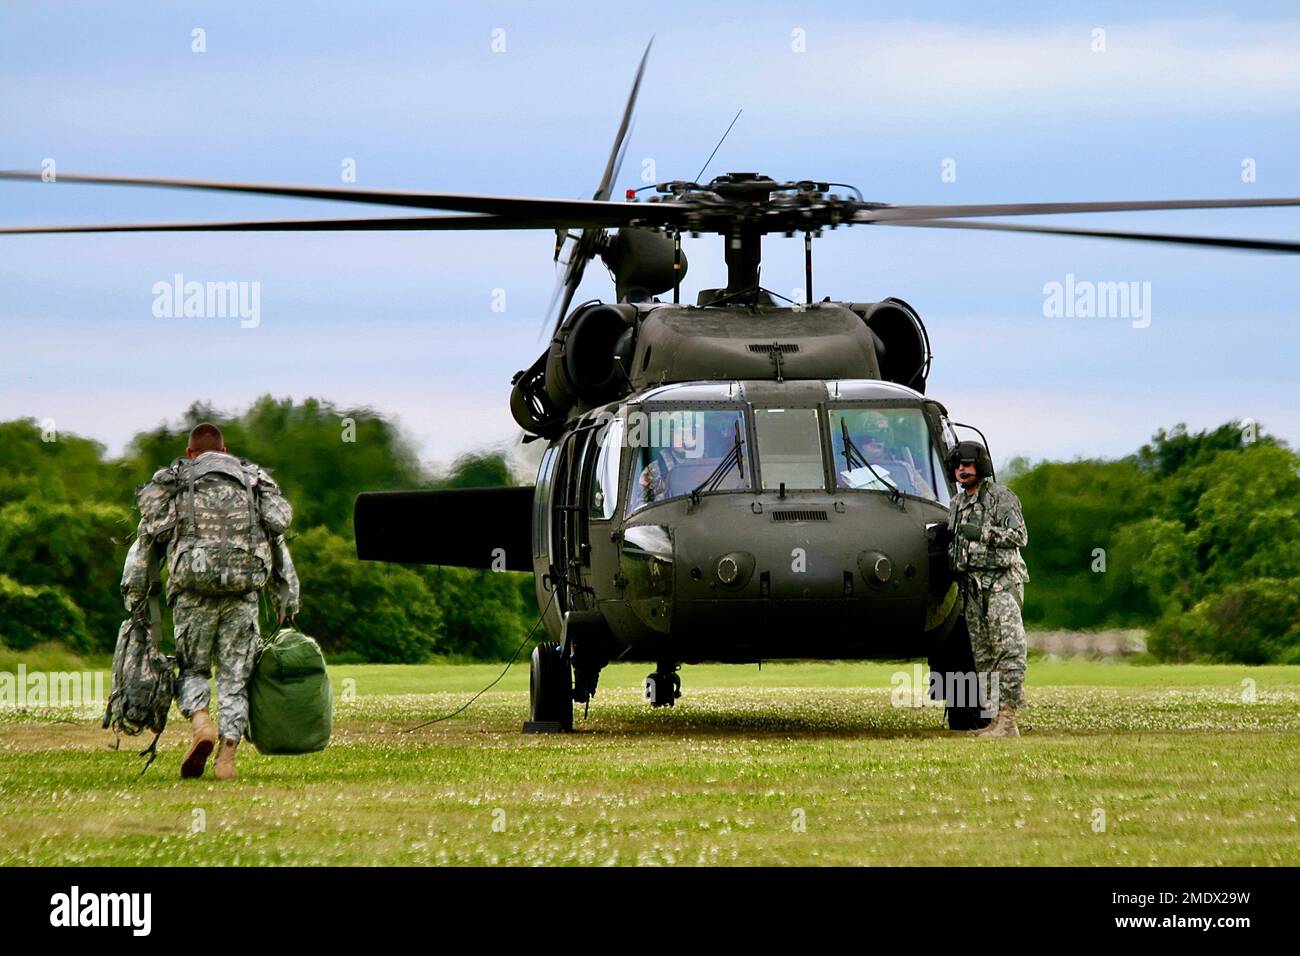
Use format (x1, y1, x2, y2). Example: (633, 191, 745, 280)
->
(711, 173, 777, 295)
(724, 225, 763, 294)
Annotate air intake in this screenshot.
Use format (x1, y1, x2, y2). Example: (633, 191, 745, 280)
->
(771, 510, 828, 522)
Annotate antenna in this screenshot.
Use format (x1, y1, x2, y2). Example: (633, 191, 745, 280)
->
(694, 108, 743, 183)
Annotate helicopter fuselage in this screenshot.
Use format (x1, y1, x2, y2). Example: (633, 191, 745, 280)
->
(533, 368, 962, 672)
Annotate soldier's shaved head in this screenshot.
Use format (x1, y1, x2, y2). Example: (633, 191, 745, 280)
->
(187, 422, 226, 458)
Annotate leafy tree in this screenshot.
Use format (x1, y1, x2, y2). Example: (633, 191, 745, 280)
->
(1150, 578, 1300, 664)
(290, 526, 444, 663)
(433, 451, 517, 489)
(998, 455, 1033, 482)
(1006, 423, 1300, 658)
(0, 419, 134, 506)
(0, 498, 133, 651)
(1133, 443, 1300, 610)
(123, 397, 423, 535)
(0, 575, 93, 653)
(1134, 420, 1263, 478)
(1009, 458, 1155, 627)
(419, 566, 533, 660)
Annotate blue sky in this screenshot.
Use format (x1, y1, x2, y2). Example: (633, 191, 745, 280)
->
(2, 1, 1299, 472)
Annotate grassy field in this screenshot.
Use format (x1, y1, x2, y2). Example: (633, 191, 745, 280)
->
(1, 657, 1298, 866)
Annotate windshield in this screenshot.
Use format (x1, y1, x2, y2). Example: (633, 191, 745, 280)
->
(828, 406, 949, 503)
(625, 408, 749, 513)
(753, 407, 824, 490)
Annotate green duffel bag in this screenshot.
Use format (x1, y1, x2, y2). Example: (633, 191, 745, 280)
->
(246, 627, 333, 754)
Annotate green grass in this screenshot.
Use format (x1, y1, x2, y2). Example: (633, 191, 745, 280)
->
(1, 660, 1297, 866)
(0, 641, 112, 674)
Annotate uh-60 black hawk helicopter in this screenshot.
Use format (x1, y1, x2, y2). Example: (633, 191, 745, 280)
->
(7, 43, 1300, 732)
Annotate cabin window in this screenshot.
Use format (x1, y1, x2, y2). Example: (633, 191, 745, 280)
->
(827, 406, 947, 503)
(625, 408, 749, 514)
(532, 445, 557, 558)
(753, 407, 824, 491)
(589, 417, 624, 520)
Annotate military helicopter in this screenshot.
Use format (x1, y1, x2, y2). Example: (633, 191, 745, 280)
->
(6, 43, 1300, 732)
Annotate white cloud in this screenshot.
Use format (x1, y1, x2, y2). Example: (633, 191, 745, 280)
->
(736, 18, 1300, 119)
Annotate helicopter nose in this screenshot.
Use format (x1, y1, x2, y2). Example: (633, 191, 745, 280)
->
(638, 496, 939, 657)
(674, 526, 926, 602)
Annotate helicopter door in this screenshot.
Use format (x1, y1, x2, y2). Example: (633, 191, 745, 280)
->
(571, 429, 600, 604)
(551, 427, 598, 615)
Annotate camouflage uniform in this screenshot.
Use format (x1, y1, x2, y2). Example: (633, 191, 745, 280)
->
(172, 591, 261, 740)
(637, 458, 672, 503)
(121, 451, 298, 741)
(948, 478, 1029, 710)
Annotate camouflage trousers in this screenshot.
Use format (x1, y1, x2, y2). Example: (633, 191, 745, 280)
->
(172, 591, 260, 740)
(962, 576, 1027, 711)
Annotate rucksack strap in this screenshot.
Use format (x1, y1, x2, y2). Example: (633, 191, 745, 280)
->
(276, 576, 291, 627)
(145, 539, 163, 646)
(185, 459, 197, 536)
(240, 466, 257, 550)
(137, 730, 164, 775)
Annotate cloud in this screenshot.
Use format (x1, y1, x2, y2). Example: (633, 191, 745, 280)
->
(714, 18, 1300, 120)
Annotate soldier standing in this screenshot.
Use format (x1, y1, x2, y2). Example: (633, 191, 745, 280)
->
(947, 440, 1028, 738)
(121, 422, 299, 780)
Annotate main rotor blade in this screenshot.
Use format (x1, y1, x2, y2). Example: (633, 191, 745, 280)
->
(594, 38, 651, 202)
(0, 169, 685, 227)
(0, 214, 553, 235)
(860, 196, 1300, 223)
(550, 266, 584, 338)
(543, 39, 652, 341)
(882, 217, 1300, 253)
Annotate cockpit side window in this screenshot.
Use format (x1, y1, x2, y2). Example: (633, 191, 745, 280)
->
(625, 407, 749, 514)
(532, 445, 557, 559)
(589, 416, 623, 520)
(827, 406, 946, 503)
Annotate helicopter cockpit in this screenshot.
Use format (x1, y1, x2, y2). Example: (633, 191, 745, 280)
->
(610, 380, 953, 515)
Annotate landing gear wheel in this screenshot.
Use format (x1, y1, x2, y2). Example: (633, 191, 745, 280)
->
(644, 669, 681, 708)
(929, 618, 992, 732)
(529, 641, 573, 731)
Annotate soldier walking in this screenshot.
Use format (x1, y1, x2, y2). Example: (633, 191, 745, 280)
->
(947, 440, 1028, 738)
(121, 423, 299, 779)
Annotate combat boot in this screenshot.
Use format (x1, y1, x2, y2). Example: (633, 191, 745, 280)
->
(974, 704, 1019, 738)
(213, 738, 239, 781)
(180, 709, 217, 778)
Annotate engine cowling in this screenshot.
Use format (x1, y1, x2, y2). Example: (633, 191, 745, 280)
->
(543, 302, 637, 410)
(509, 352, 567, 438)
(849, 298, 931, 392)
(511, 302, 638, 437)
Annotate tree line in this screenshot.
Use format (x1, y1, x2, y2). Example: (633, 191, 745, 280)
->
(0, 397, 538, 663)
(1007, 421, 1300, 663)
(1, 400, 1296, 663)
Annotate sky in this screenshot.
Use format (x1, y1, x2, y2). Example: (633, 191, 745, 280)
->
(2, 1, 1299, 474)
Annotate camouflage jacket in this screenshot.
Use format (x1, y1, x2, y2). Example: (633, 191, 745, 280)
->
(948, 478, 1029, 588)
(638, 459, 670, 503)
(120, 452, 300, 617)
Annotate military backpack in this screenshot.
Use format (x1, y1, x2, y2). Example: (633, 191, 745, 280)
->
(165, 453, 281, 595)
(103, 548, 175, 771)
